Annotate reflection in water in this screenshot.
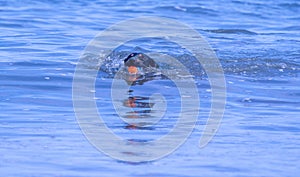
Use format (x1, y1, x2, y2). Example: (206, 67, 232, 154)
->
(123, 95, 154, 110)
(123, 95, 153, 118)
(124, 124, 155, 130)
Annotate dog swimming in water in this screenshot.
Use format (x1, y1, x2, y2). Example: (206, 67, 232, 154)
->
(122, 53, 161, 85)
(124, 53, 159, 74)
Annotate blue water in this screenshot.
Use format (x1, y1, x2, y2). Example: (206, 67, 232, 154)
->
(1, 0, 300, 176)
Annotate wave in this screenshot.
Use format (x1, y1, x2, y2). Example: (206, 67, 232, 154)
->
(155, 5, 217, 15)
(79, 49, 299, 79)
(203, 29, 257, 35)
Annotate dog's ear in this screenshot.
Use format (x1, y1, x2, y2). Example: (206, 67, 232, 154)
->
(124, 53, 138, 63)
(124, 55, 131, 63)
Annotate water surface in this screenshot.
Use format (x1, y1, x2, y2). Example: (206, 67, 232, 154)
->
(1, 0, 299, 176)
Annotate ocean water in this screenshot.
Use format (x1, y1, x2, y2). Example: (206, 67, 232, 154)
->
(1, 0, 300, 176)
